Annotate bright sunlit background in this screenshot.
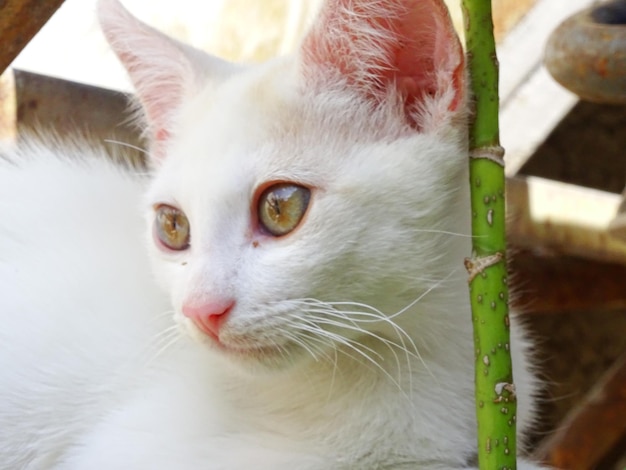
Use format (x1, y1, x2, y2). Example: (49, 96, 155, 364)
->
(11, 0, 535, 91)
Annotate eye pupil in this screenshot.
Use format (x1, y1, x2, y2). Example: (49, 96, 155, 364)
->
(154, 205, 190, 251)
(258, 183, 310, 237)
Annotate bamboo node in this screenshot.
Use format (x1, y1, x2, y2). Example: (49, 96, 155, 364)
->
(464, 252, 504, 282)
(494, 382, 517, 403)
(469, 145, 505, 166)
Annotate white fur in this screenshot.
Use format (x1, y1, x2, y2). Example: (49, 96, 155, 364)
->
(0, 0, 546, 468)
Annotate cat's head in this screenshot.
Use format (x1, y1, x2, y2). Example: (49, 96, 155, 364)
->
(99, 0, 468, 372)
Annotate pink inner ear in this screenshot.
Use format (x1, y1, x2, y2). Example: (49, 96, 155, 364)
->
(98, 0, 192, 163)
(392, 1, 465, 112)
(115, 48, 180, 159)
(302, 0, 464, 119)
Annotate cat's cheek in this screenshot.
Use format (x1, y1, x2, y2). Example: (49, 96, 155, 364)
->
(145, 238, 190, 309)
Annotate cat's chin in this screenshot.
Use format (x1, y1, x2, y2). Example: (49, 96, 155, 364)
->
(216, 341, 285, 363)
(212, 342, 303, 374)
(180, 321, 303, 372)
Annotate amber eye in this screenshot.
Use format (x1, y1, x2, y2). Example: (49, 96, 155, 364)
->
(154, 205, 190, 251)
(258, 183, 310, 237)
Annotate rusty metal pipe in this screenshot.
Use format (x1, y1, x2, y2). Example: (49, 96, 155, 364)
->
(544, 0, 626, 104)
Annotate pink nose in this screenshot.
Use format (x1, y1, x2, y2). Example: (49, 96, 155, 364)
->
(182, 299, 235, 340)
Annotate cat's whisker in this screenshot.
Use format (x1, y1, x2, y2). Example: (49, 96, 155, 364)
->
(289, 316, 409, 394)
(295, 315, 386, 363)
(328, 340, 410, 402)
(326, 344, 340, 402)
(281, 327, 326, 362)
(305, 306, 417, 354)
(144, 333, 179, 361)
(284, 315, 344, 364)
(324, 307, 425, 384)
(304, 311, 410, 388)
(387, 268, 458, 321)
(294, 326, 383, 381)
(328, 307, 419, 388)
(147, 334, 181, 365)
(286, 300, 403, 374)
(146, 323, 179, 346)
(145, 309, 176, 326)
(337, 309, 418, 350)
(138, 324, 181, 367)
(412, 228, 478, 239)
(304, 313, 405, 365)
(288, 298, 386, 318)
(264, 335, 294, 367)
(294, 299, 420, 367)
(281, 316, 323, 359)
(103, 139, 149, 156)
(287, 298, 431, 387)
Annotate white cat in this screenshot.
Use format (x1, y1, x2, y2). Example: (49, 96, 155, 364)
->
(0, 0, 546, 468)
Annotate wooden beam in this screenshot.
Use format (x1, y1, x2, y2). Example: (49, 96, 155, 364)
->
(507, 176, 626, 265)
(14, 70, 131, 138)
(497, 0, 596, 103)
(0, 0, 66, 74)
(510, 250, 626, 314)
(497, 0, 596, 176)
(12, 70, 145, 165)
(534, 353, 626, 469)
(609, 191, 626, 241)
(0, 71, 16, 142)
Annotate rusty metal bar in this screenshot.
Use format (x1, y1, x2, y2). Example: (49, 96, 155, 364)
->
(0, 0, 66, 74)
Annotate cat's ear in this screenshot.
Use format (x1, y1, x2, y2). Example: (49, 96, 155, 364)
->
(97, 0, 233, 162)
(301, 0, 465, 130)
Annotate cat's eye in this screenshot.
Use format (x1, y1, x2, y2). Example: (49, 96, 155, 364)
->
(154, 205, 190, 251)
(257, 183, 310, 237)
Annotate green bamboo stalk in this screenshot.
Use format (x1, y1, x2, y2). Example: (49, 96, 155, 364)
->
(461, 1, 517, 469)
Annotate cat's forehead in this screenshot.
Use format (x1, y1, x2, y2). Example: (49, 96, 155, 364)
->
(170, 62, 342, 181)
(162, 54, 422, 206)
(194, 60, 303, 135)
